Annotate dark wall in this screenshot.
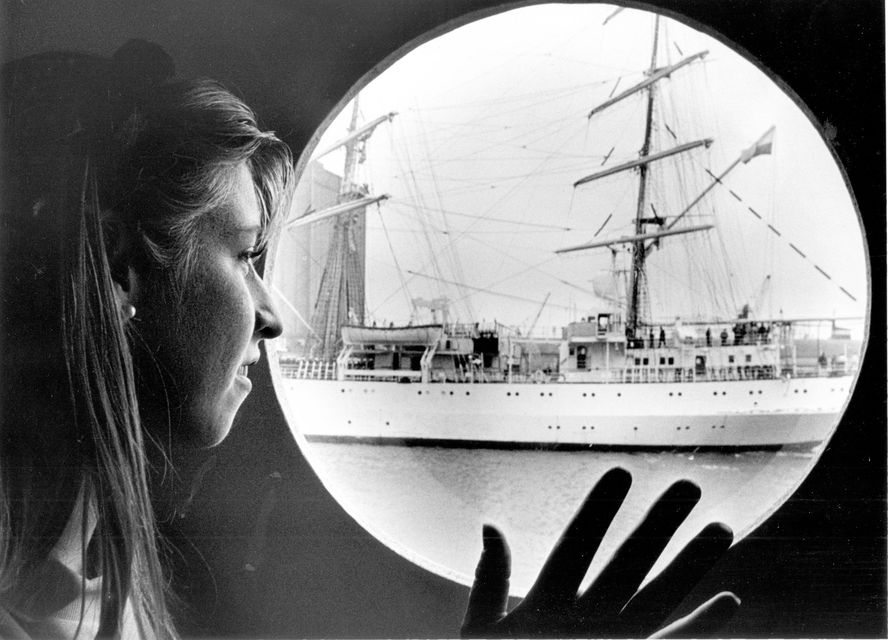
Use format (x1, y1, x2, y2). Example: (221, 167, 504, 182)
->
(3, 0, 884, 637)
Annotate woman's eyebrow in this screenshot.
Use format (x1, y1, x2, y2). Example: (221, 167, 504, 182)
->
(224, 224, 263, 239)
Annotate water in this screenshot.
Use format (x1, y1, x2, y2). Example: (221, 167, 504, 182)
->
(301, 441, 818, 595)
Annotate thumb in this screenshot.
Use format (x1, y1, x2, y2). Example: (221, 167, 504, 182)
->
(649, 592, 741, 639)
(461, 524, 511, 637)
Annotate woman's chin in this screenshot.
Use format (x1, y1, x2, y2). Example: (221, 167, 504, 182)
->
(202, 411, 240, 448)
(171, 407, 239, 450)
(189, 382, 254, 448)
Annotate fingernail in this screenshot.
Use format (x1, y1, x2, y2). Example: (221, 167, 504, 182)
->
(711, 591, 742, 612)
(603, 466, 633, 491)
(702, 521, 734, 543)
(482, 524, 496, 549)
(669, 479, 702, 502)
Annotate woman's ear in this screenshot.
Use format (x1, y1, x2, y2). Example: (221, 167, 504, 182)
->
(111, 265, 140, 320)
(105, 220, 142, 319)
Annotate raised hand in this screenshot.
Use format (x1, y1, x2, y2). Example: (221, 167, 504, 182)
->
(461, 467, 738, 638)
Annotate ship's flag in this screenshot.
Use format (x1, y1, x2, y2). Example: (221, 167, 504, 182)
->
(741, 126, 776, 163)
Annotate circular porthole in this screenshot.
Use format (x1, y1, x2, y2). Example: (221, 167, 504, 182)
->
(268, 3, 868, 595)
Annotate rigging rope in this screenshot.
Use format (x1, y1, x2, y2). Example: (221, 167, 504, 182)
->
(710, 178, 858, 302)
(375, 201, 416, 318)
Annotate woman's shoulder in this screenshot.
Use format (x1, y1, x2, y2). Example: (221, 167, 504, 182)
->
(0, 603, 32, 640)
(0, 555, 102, 639)
(0, 490, 103, 639)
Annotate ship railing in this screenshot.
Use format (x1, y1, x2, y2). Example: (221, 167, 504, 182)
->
(789, 362, 855, 378)
(621, 367, 693, 383)
(279, 357, 337, 381)
(616, 367, 693, 384)
(430, 367, 505, 383)
(342, 369, 423, 382)
(704, 365, 777, 381)
(446, 322, 486, 337)
(279, 359, 794, 384)
(684, 335, 775, 348)
(617, 365, 778, 383)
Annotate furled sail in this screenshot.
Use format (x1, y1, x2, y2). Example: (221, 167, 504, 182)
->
(586, 51, 708, 119)
(287, 195, 389, 230)
(556, 224, 714, 254)
(573, 139, 713, 187)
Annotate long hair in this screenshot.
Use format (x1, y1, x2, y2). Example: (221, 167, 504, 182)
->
(0, 46, 292, 638)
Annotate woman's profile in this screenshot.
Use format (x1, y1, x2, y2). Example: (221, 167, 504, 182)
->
(0, 41, 737, 638)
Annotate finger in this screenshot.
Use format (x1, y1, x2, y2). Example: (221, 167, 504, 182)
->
(579, 480, 700, 617)
(648, 591, 741, 639)
(619, 522, 734, 633)
(525, 467, 632, 603)
(461, 524, 511, 636)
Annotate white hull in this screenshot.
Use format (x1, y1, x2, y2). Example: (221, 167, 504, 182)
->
(282, 375, 850, 449)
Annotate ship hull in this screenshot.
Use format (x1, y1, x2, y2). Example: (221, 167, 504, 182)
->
(281, 376, 850, 450)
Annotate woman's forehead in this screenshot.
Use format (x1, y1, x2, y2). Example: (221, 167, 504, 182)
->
(209, 164, 263, 236)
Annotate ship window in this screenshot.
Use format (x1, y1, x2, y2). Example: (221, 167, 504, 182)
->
(746, 354, 753, 363)
(729, 355, 735, 363)
(265, 0, 868, 606)
(597, 314, 609, 334)
(577, 346, 588, 370)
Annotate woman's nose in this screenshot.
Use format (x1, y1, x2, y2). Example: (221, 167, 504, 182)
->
(254, 277, 284, 340)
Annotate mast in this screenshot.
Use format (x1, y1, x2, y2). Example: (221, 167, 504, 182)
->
(627, 15, 661, 337)
(308, 98, 372, 359)
(571, 16, 715, 330)
(339, 98, 362, 197)
(569, 21, 778, 329)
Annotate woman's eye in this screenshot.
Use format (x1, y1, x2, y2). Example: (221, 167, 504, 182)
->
(240, 248, 264, 270)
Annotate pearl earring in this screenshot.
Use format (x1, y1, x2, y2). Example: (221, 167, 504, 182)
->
(125, 304, 136, 320)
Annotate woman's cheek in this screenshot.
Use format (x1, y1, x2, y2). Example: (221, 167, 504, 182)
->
(201, 270, 255, 366)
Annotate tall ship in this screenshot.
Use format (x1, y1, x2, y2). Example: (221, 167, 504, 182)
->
(271, 11, 863, 450)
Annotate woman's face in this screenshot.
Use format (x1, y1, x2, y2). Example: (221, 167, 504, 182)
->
(133, 163, 283, 447)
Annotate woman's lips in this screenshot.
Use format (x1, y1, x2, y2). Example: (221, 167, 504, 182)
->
(235, 366, 252, 391)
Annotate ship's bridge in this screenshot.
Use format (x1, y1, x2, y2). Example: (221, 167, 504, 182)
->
(560, 314, 628, 381)
(563, 313, 626, 341)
